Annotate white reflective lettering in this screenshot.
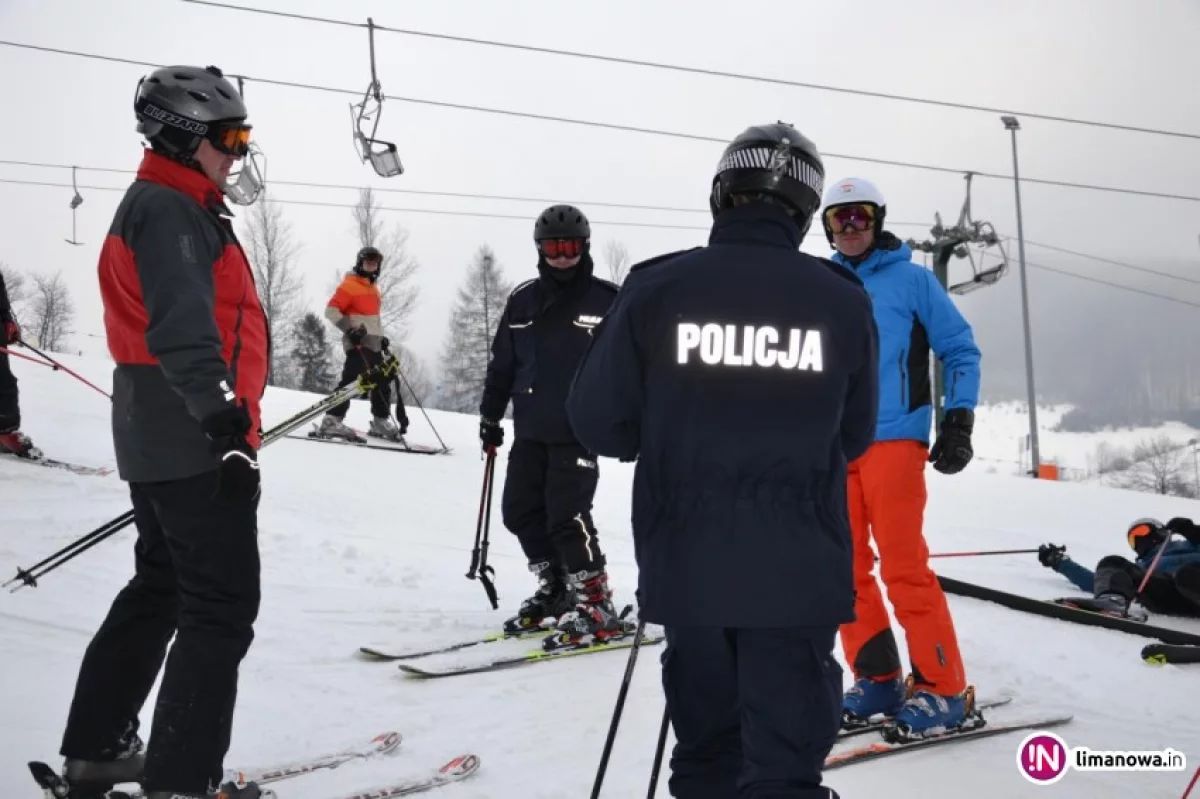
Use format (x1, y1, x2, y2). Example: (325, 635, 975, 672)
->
(754, 326, 778, 367)
(675, 322, 824, 372)
(677, 323, 700, 364)
(798, 330, 823, 371)
(723, 324, 742, 366)
(777, 329, 801, 369)
(699, 324, 723, 365)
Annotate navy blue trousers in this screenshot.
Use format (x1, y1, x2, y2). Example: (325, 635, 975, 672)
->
(661, 625, 842, 799)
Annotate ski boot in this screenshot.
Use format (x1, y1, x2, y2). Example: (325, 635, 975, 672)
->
(312, 414, 363, 442)
(841, 674, 906, 729)
(1061, 593, 1148, 622)
(882, 682, 983, 743)
(502, 560, 574, 635)
(53, 727, 146, 797)
(0, 429, 42, 460)
(543, 569, 631, 651)
(367, 415, 402, 442)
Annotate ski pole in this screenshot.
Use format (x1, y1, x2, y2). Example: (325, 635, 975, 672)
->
(591, 617, 648, 799)
(0, 346, 56, 369)
(3, 510, 135, 591)
(6, 358, 398, 592)
(927, 548, 1041, 559)
(1180, 764, 1200, 799)
(16, 339, 112, 400)
(646, 706, 670, 798)
(873, 547, 1039, 563)
(381, 344, 449, 453)
(1129, 534, 1170, 615)
(465, 449, 499, 609)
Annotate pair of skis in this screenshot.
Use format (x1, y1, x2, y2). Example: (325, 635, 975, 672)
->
(28, 730, 479, 798)
(826, 706, 1073, 770)
(290, 424, 448, 456)
(360, 623, 665, 679)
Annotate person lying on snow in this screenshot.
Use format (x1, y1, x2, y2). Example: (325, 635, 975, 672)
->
(1038, 517, 1200, 618)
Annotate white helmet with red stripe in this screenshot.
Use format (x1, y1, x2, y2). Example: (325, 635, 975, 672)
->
(821, 177, 887, 245)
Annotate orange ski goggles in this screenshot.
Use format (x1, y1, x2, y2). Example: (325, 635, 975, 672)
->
(212, 123, 253, 157)
(1127, 520, 1162, 550)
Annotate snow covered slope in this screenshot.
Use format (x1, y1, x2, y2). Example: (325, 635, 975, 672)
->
(2, 352, 1198, 798)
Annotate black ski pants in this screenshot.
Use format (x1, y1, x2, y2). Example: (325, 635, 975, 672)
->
(1095, 556, 1200, 616)
(59, 469, 261, 794)
(328, 347, 395, 421)
(500, 438, 604, 575)
(661, 625, 843, 799)
(0, 348, 18, 433)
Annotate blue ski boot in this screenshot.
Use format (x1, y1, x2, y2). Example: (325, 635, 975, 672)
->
(884, 683, 983, 742)
(841, 675, 905, 729)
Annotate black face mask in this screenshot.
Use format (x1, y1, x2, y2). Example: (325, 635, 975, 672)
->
(544, 263, 578, 284)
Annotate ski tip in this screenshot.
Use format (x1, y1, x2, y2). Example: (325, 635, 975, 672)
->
(439, 753, 481, 778)
(397, 664, 436, 679)
(27, 760, 60, 789)
(372, 731, 403, 753)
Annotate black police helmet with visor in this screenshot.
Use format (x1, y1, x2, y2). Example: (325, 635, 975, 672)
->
(134, 65, 265, 206)
(533, 205, 591, 283)
(709, 122, 826, 242)
(354, 245, 384, 283)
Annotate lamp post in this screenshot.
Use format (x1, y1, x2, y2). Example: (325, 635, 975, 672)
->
(1001, 115, 1040, 477)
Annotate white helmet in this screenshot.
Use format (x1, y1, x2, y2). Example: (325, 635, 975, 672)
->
(821, 177, 887, 245)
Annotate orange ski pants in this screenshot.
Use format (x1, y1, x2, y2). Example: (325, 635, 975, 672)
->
(838, 440, 966, 695)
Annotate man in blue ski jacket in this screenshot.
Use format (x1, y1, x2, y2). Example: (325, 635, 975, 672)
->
(821, 177, 983, 738)
(1040, 517, 1200, 617)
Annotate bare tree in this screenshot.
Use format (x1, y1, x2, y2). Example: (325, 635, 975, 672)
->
(1108, 435, 1195, 497)
(351, 187, 421, 343)
(241, 192, 306, 386)
(26, 271, 75, 352)
(600, 239, 631, 284)
(437, 245, 512, 413)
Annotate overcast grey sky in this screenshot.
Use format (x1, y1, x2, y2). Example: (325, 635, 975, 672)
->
(1, 0, 1198, 388)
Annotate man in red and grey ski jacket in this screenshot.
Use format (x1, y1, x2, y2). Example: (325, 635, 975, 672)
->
(56, 65, 273, 798)
(99, 149, 270, 483)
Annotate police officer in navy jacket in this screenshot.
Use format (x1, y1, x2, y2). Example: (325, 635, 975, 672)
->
(479, 205, 625, 647)
(567, 122, 879, 799)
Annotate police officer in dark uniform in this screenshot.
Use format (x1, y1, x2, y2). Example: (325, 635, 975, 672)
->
(567, 123, 880, 798)
(479, 205, 626, 648)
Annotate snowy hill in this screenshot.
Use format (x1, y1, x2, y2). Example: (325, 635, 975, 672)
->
(2, 351, 1199, 798)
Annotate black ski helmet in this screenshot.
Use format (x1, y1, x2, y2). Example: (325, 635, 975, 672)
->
(134, 65, 249, 161)
(533, 205, 591, 242)
(709, 121, 826, 239)
(354, 245, 383, 282)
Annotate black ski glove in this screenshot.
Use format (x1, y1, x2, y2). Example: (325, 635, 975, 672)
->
(1038, 543, 1067, 569)
(479, 417, 503, 451)
(347, 324, 367, 346)
(1166, 517, 1200, 545)
(201, 402, 261, 506)
(929, 408, 974, 475)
